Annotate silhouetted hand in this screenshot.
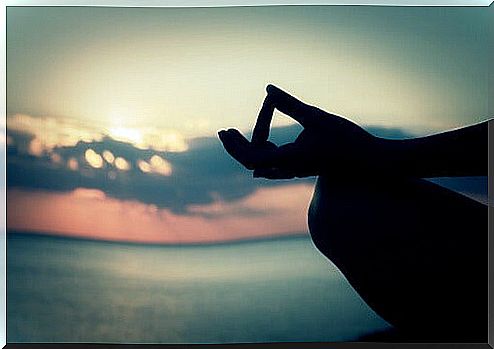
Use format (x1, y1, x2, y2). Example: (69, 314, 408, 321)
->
(219, 84, 488, 179)
(218, 85, 378, 179)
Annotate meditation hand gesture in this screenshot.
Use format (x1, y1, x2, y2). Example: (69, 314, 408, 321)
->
(219, 84, 486, 179)
(218, 84, 378, 179)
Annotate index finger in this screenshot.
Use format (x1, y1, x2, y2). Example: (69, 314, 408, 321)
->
(251, 98, 274, 145)
(266, 84, 324, 128)
(251, 85, 308, 145)
(251, 85, 328, 145)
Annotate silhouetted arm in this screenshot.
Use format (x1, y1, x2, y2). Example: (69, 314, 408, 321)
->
(219, 84, 490, 179)
(381, 121, 488, 178)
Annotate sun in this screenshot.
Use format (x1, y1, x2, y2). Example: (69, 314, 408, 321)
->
(108, 127, 143, 146)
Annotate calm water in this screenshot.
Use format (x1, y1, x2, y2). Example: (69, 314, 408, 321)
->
(7, 233, 390, 343)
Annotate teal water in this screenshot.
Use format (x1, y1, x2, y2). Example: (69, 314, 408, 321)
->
(7, 233, 390, 343)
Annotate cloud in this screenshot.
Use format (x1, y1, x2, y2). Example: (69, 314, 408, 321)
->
(8, 122, 486, 213)
(6, 113, 188, 154)
(7, 114, 103, 151)
(6, 124, 311, 212)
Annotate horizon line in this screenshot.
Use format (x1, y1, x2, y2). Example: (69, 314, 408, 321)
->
(6, 229, 311, 248)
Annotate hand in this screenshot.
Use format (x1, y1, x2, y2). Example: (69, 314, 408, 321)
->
(218, 84, 380, 179)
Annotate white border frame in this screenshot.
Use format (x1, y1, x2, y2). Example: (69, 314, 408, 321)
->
(1, 1, 492, 347)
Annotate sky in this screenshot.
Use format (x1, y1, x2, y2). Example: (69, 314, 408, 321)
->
(5, 5, 492, 243)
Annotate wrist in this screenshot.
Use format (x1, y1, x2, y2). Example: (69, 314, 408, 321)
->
(369, 137, 409, 177)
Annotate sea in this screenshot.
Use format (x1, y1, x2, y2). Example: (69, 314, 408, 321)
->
(7, 232, 390, 343)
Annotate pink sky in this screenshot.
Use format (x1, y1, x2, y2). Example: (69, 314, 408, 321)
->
(7, 183, 314, 244)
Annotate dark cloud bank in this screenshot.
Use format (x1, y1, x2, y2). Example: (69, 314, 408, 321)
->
(7, 125, 488, 212)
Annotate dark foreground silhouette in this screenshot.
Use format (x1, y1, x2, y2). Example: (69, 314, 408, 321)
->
(218, 85, 489, 342)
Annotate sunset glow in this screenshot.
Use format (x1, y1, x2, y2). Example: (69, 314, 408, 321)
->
(137, 160, 151, 173)
(6, 6, 490, 245)
(149, 155, 172, 176)
(67, 157, 79, 171)
(28, 138, 44, 156)
(114, 157, 131, 171)
(102, 150, 115, 164)
(7, 184, 313, 244)
(108, 127, 143, 146)
(85, 149, 104, 169)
